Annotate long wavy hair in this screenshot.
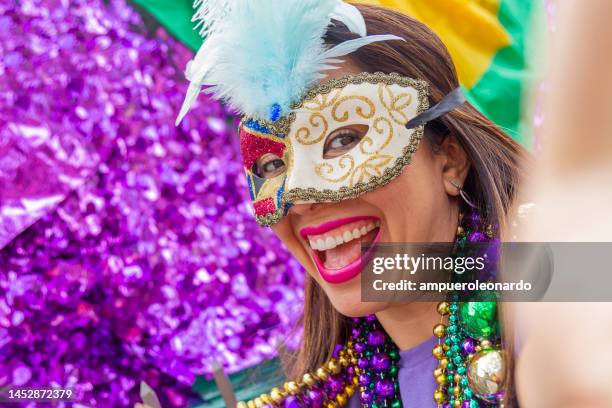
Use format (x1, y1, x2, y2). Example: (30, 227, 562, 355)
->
(289, 3, 527, 404)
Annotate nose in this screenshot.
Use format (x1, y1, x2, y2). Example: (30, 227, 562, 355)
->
(288, 201, 329, 216)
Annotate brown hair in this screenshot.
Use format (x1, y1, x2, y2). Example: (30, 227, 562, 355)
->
(291, 3, 527, 403)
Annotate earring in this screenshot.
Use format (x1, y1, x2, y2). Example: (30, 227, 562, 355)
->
(448, 180, 477, 209)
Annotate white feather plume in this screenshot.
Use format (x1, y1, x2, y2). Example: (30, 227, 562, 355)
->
(177, 0, 403, 125)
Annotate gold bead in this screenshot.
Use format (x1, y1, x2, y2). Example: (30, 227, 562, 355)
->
(433, 323, 446, 338)
(260, 394, 273, 404)
(475, 345, 482, 352)
(327, 402, 338, 408)
(440, 358, 449, 368)
(254, 397, 264, 408)
(454, 399, 462, 408)
(270, 388, 284, 403)
(302, 373, 315, 386)
(350, 357, 358, 365)
(457, 226, 465, 237)
(433, 389, 447, 404)
(316, 367, 329, 381)
(336, 394, 347, 405)
(432, 344, 445, 359)
(237, 402, 248, 408)
(433, 367, 444, 377)
(346, 385, 355, 396)
(352, 376, 359, 386)
(346, 340, 354, 348)
(480, 339, 492, 349)
(327, 359, 341, 375)
(435, 374, 447, 386)
(453, 386, 462, 396)
(338, 357, 349, 367)
(437, 301, 450, 315)
(247, 401, 256, 408)
(284, 381, 299, 394)
(443, 343, 450, 351)
(454, 374, 462, 383)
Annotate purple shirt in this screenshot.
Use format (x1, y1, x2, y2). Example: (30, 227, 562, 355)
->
(348, 336, 438, 407)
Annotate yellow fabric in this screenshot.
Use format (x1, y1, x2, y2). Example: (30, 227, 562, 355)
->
(353, 0, 511, 89)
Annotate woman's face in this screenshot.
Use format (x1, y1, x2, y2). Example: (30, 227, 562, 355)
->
(271, 63, 470, 317)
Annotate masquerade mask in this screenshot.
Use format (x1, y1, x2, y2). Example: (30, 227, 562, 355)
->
(176, 0, 466, 226)
(240, 72, 427, 225)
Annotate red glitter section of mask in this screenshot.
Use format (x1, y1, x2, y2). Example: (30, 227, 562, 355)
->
(253, 198, 277, 217)
(239, 128, 285, 170)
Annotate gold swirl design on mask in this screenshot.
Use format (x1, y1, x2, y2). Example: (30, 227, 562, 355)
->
(378, 83, 413, 125)
(295, 113, 329, 145)
(350, 154, 394, 186)
(360, 117, 393, 155)
(315, 155, 355, 183)
(331, 96, 376, 123)
(302, 89, 342, 112)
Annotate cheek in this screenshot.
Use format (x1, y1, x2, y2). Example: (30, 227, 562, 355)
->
(361, 146, 447, 240)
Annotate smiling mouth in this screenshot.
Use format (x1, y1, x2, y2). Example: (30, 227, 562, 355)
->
(300, 216, 381, 284)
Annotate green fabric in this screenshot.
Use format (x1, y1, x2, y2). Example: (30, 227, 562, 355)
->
(189, 358, 285, 407)
(131, 0, 203, 50)
(467, 0, 541, 147)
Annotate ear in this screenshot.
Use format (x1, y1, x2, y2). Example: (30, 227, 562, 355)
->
(438, 135, 471, 197)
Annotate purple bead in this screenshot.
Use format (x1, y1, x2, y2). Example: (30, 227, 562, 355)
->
(443, 403, 452, 408)
(357, 357, 369, 369)
(374, 379, 395, 398)
(332, 344, 343, 358)
(354, 342, 366, 353)
(366, 330, 386, 346)
(351, 327, 362, 338)
(462, 338, 476, 354)
(308, 389, 323, 407)
(370, 353, 391, 372)
(328, 377, 343, 393)
(358, 373, 371, 386)
(468, 231, 486, 243)
(283, 396, 300, 408)
(360, 390, 374, 403)
(366, 314, 377, 323)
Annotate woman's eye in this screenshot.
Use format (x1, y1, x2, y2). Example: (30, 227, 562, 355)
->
(252, 153, 286, 179)
(323, 125, 368, 159)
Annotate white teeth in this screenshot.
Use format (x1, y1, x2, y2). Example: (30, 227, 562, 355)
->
(316, 239, 325, 251)
(308, 221, 381, 251)
(343, 231, 353, 242)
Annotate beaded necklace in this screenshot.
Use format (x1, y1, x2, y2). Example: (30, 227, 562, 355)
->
(238, 212, 506, 408)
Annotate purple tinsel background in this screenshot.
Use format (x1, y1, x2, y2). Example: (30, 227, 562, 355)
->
(0, 0, 304, 406)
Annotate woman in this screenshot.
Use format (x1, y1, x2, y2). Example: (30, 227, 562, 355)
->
(178, 1, 525, 407)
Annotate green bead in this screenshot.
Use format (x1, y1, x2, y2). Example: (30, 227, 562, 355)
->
(457, 366, 466, 375)
(449, 315, 458, 323)
(451, 345, 461, 354)
(447, 362, 455, 371)
(389, 349, 399, 359)
(444, 337, 453, 346)
(372, 403, 380, 408)
(453, 355, 463, 365)
(390, 366, 398, 376)
(392, 401, 402, 408)
(447, 374, 454, 383)
(463, 389, 473, 399)
(458, 301, 497, 339)
(450, 303, 459, 312)
(460, 377, 469, 387)
(448, 325, 458, 334)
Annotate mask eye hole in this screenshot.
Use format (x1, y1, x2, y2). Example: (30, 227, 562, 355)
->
(252, 153, 287, 179)
(322, 125, 369, 159)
